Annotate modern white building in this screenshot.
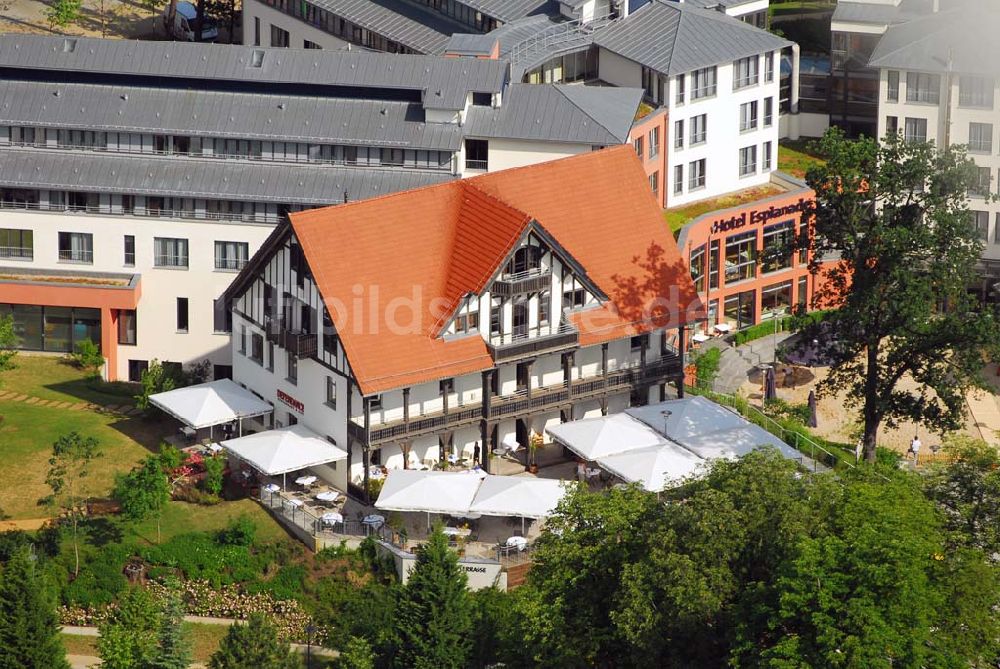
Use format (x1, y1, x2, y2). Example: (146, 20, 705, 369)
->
(868, 3, 1000, 278)
(224, 147, 702, 496)
(0, 34, 641, 381)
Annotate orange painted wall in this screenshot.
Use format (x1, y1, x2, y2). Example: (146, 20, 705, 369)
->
(629, 108, 669, 208)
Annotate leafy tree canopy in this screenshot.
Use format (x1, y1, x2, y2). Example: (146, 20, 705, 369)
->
(0, 546, 68, 669)
(208, 614, 301, 669)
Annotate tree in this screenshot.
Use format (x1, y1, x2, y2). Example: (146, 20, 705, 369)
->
(393, 527, 472, 669)
(925, 435, 1000, 556)
(45, 0, 83, 29)
(98, 587, 161, 669)
(149, 585, 191, 669)
(0, 546, 68, 669)
(135, 360, 177, 412)
(0, 314, 17, 371)
(202, 454, 225, 496)
(41, 431, 102, 577)
(69, 339, 105, 379)
(113, 456, 171, 544)
(208, 614, 301, 669)
(334, 636, 375, 669)
(800, 129, 1000, 461)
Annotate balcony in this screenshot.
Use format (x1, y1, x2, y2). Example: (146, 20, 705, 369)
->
(487, 322, 578, 364)
(349, 403, 482, 447)
(490, 268, 552, 297)
(265, 316, 318, 359)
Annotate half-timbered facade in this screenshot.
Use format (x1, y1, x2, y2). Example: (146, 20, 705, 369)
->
(225, 147, 702, 494)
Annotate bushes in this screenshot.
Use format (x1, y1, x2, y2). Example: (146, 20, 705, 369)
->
(64, 544, 131, 608)
(732, 318, 792, 347)
(140, 532, 259, 587)
(693, 348, 722, 387)
(202, 456, 225, 496)
(218, 515, 257, 547)
(246, 565, 307, 601)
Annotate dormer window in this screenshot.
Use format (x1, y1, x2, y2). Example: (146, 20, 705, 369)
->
(506, 245, 542, 277)
(453, 296, 479, 335)
(563, 277, 587, 310)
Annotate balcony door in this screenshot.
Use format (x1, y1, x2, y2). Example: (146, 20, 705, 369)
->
(512, 296, 529, 338)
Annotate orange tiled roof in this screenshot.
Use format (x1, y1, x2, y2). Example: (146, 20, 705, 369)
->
(291, 145, 702, 395)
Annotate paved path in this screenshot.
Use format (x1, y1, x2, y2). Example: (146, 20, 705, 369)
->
(709, 332, 797, 395)
(0, 389, 140, 415)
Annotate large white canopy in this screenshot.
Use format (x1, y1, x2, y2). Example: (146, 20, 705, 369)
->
(220, 424, 347, 476)
(626, 396, 747, 443)
(676, 425, 802, 462)
(545, 412, 668, 460)
(469, 476, 568, 519)
(375, 470, 484, 516)
(149, 379, 272, 429)
(597, 444, 705, 492)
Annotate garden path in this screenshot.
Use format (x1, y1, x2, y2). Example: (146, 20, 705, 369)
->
(0, 389, 140, 415)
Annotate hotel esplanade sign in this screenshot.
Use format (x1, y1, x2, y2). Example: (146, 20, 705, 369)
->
(709, 198, 809, 235)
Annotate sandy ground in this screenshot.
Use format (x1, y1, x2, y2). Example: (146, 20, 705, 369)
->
(739, 365, 988, 459)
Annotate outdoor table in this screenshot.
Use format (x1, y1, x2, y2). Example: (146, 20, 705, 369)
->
(180, 426, 196, 440)
(713, 323, 732, 334)
(506, 536, 528, 551)
(447, 453, 459, 464)
(295, 475, 318, 487)
(442, 526, 471, 537)
(321, 512, 343, 525)
(315, 491, 339, 503)
(287, 498, 304, 508)
(369, 466, 386, 480)
(207, 442, 223, 453)
(585, 467, 602, 479)
(262, 483, 280, 493)
(692, 332, 711, 343)
(362, 514, 385, 527)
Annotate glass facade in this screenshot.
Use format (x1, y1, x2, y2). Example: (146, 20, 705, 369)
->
(0, 304, 100, 352)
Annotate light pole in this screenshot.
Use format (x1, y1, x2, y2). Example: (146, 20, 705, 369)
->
(305, 623, 316, 668)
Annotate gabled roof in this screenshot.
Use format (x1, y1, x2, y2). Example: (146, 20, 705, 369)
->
(594, 0, 789, 76)
(284, 146, 701, 395)
(868, 4, 1000, 77)
(459, 0, 556, 22)
(464, 83, 643, 145)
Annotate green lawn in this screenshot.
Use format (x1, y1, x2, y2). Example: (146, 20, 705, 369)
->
(62, 622, 231, 662)
(0, 400, 156, 519)
(127, 499, 290, 547)
(665, 184, 786, 234)
(778, 139, 827, 179)
(0, 355, 138, 406)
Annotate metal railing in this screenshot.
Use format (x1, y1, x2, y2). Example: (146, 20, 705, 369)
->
(494, 542, 534, 567)
(0, 199, 280, 224)
(57, 249, 93, 263)
(0, 246, 32, 260)
(464, 159, 488, 171)
(508, 12, 616, 68)
(214, 257, 249, 271)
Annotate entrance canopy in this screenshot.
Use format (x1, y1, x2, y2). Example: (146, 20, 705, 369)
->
(469, 476, 567, 519)
(546, 412, 668, 460)
(220, 424, 347, 476)
(375, 470, 483, 516)
(597, 444, 704, 492)
(149, 379, 272, 429)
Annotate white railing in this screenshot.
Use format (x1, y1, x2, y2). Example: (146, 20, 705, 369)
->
(508, 12, 616, 68)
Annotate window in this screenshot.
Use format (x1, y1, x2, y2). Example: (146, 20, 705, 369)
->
(270, 25, 290, 48)
(973, 211, 990, 240)
(690, 114, 707, 145)
(725, 230, 757, 283)
(490, 296, 502, 337)
(239, 324, 247, 354)
(508, 245, 542, 275)
(763, 97, 774, 127)
(253, 16, 260, 46)
(733, 56, 759, 90)
(674, 120, 684, 149)
(0, 228, 32, 260)
(287, 350, 297, 384)
(887, 70, 899, 101)
(123, 235, 135, 266)
(630, 335, 647, 351)
(649, 171, 659, 196)
(633, 136, 643, 158)
(906, 72, 940, 104)
(154, 237, 188, 268)
(58, 232, 93, 263)
(959, 75, 994, 108)
(648, 127, 660, 158)
(763, 141, 773, 172)
(118, 310, 137, 345)
(969, 123, 993, 153)
(708, 239, 720, 289)
(688, 159, 706, 190)
(724, 290, 756, 329)
(739, 145, 757, 177)
(464, 138, 488, 171)
(176, 297, 189, 333)
(691, 66, 717, 99)
(762, 281, 793, 314)
(304, 39, 321, 49)
(886, 116, 899, 136)
(472, 92, 492, 106)
(368, 394, 382, 412)
(673, 165, 683, 195)
(761, 221, 794, 273)
(538, 290, 550, 326)
(971, 167, 992, 197)
(690, 244, 706, 292)
(214, 241, 249, 271)
(214, 364, 233, 380)
(765, 51, 775, 83)
(904, 118, 927, 143)
(453, 298, 479, 335)
(128, 359, 148, 383)
(266, 341, 274, 371)
(326, 376, 337, 409)
(739, 101, 758, 132)
(563, 279, 586, 310)
(213, 298, 232, 333)
(675, 74, 685, 104)
(250, 332, 264, 365)
(995, 213, 1000, 244)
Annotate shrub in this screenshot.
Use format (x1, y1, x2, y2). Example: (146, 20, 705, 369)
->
(68, 339, 105, 378)
(64, 545, 130, 608)
(764, 398, 812, 426)
(246, 564, 307, 601)
(693, 348, 722, 388)
(202, 456, 225, 496)
(172, 485, 221, 506)
(218, 515, 257, 547)
(732, 318, 792, 347)
(158, 444, 187, 473)
(140, 533, 258, 587)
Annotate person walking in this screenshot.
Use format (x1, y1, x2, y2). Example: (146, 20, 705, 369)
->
(910, 435, 922, 466)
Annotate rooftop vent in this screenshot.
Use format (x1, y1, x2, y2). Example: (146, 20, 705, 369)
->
(62, 38, 76, 53)
(249, 50, 265, 68)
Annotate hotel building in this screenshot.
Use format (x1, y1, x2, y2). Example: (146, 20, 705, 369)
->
(0, 34, 642, 380)
(224, 147, 701, 494)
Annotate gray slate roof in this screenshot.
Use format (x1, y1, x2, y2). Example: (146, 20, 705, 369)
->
(832, 0, 934, 27)
(458, 0, 555, 22)
(663, 0, 761, 9)
(0, 34, 508, 111)
(443, 33, 498, 56)
(464, 83, 641, 145)
(868, 4, 1000, 77)
(594, 0, 789, 75)
(0, 148, 453, 204)
(304, 0, 460, 54)
(0, 79, 463, 150)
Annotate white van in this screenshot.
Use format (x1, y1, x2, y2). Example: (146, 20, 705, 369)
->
(162, 2, 219, 42)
